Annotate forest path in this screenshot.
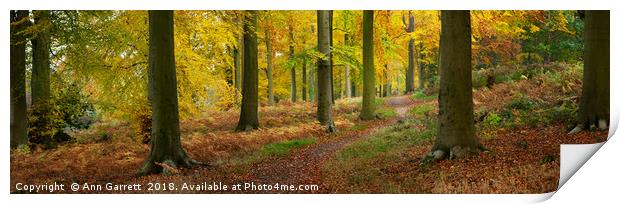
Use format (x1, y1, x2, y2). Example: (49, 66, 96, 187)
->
(247, 95, 418, 193)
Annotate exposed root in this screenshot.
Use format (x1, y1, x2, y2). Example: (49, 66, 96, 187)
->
(598, 119, 608, 130)
(325, 122, 337, 133)
(568, 124, 583, 134)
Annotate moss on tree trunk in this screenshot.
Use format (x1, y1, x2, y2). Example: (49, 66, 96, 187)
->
(360, 10, 376, 120)
(10, 10, 29, 148)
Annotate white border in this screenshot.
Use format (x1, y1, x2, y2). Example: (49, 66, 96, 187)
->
(3, 0, 618, 203)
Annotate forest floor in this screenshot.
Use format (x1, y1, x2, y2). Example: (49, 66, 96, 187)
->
(10, 74, 609, 194)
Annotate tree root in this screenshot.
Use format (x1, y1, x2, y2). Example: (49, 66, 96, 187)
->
(568, 119, 608, 135)
(325, 122, 337, 133)
(138, 156, 211, 176)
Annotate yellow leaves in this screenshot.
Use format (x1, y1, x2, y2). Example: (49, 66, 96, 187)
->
(529, 24, 541, 33)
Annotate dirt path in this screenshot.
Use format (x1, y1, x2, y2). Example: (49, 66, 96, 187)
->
(247, 95, 416, 193)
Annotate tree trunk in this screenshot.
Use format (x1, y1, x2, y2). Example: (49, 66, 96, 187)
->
(344, 33, 352, 99)
(571, 10, 610, 133)
(236, 11, 260, 131)
(309, 62, 315, 102)
(418, 42, 425, 90)
(140, 10, 200, 175)
(289, 25, 297, 103)
(30, 10, 53, 146)
(317, 10, 336, 132)
(302, 59, 307, 101)
(405, 12, 415, 94)
(430, 10, 481, 160)
(10, 10, 29, 148)
(360, 10, 376, 120)
(31, 10, 51, 108)
(234, 33, 243, 104)
(329, 11, 335, 104)
(265, 26, 275, 106)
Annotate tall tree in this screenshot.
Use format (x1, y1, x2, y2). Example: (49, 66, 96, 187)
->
(29, 10, 53, 145)
(265, 23, 275, 106)
(360, 10, 376, 120)
(317, 10, 336, 132)
(569, 10, 610, 133)
(344, 33, 352, 99)
(329, 11, 335, 104)
(418, 43, 425, 90)
(140, 10, 201, 175)
(403, 11, 415, 94)
(236, 11, 260, 131)
(234, 33, 243, 95)
(31, 10, 52, 110)
(302, 59, 307, 101)
(10, 10, 29, 148)
(430, 11, 481, 160)
(289, 24, 297, 102)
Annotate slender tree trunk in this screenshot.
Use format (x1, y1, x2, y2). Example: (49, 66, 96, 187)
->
(236, 10, 260, 131)
(302, 59, 307, 101)
(289, 25, 297, 103)
(317, 10, 336, 132)
(265, 27, 275, 106)
(570, 10, 610, 133)
(234, 33, 243, 104)
(405, 12, 415, 94)
(329, 11, 335, 104)
(309, 63, 315, 102)
(418, 42, 425, 90)
(344, 33, 352, 98)
(10, 10, 29, 148)
(360, 10, 376, 120)
(430, 10, 481, 160)
(140, 10, 201, 175)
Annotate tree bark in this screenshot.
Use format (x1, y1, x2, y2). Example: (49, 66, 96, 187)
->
(329, 11, 335, 104)
(344, 33, 352, 99)
(302, 59, 307, 101)
(31, 10, 51, 109)
(418, 42, 425, 90)
(140, 10, 200, 175)
(234, 33, 243, 103)
(265, 26, 275, 106)
(317, 10, 336, 132)
(10, 10, 29, 148)
(236, 11, 260, 131)
(405, 11, 415, 94)
(431, 11, 481, 160)
(289, 24, 297, 102)
(360, 10, 377, 120)
(571, 10, 610, 132)
(30, 10, 53, 145)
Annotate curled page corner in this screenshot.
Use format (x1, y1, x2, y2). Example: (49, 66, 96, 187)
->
(558, 143, 605, 189)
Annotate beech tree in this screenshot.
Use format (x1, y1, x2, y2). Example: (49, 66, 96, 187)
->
(429, 11, 481, 160)
(140, 10, 202, 175)
(403, 11, 416, 94)
(316, 10, 336, 132)
(10, 10, 29, 148)
(265, 21, 275, 106)
(360, 10, 376, 120)
(236, 11, 260, 131)
(569, 10, 610, 134)
(289, 24, 297, 102)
